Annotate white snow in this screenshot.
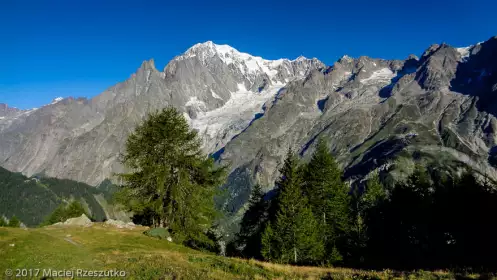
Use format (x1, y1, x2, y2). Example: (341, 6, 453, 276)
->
(270, 59, 285, 68)
(340, 55, 354, 62)
(178, 41, 310, 82)
(210, 90, 223, 100)
(456, 41, 484, 62)
(0, 117, 4, 120)
(49, 97, 64, 105)
(189, 85, 282, 139)
(173, 41, 320, 150)
(237, 83, 247, 92)
(185, 97, 207, 111)
(360, 68, 395, 84)
(294, 55, 306, 62)
(214, 43, 234, 55)
(145, 70, 151, 82)
(456, 46, 472, 62)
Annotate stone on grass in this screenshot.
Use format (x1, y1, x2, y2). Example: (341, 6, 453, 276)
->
(144, 228, 171, 241)
(63, 214, 92, 227)
(105, 219, 135, 229)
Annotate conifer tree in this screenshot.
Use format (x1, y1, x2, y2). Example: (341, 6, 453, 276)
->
(366, 166, 434, 269)
(361, 173, 386, 211)
(40, 200, 89, 226)
(65, 200, 88, 218)
(8, 215, 21, 227)
(349, 172, 386, 265)
(267, 149, 302, 222)
(236, 184, 268, 259)
(43, 204, 67, 225)
(0, 216, 6, 227)
(273, 204, 323, 264)
(117, 106, 226, 244)
(261, 223, 275, 262)
(302, 138, 350, 261)
(262, 149, 324, 264)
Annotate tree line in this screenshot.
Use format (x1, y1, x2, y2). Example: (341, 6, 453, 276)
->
(1, 200, 87, 228)
(0, 166, 109, 226)
(115, 106, 497, 271)
(0, 215, 21, 227)
(228, 139, 497, 272)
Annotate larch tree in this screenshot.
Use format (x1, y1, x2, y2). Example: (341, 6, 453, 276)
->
(117, 106, 226, 242)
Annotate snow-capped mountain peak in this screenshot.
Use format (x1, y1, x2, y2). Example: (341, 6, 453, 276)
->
(177, 41, 322, 83)
(294, 55, 307, 61)
(166, 41, 325, 153)
(52, 97, 64, 103)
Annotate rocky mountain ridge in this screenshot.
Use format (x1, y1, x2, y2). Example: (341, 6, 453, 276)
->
(0, 41, 322, 185)
(214, 37, 497, 214)
(1, 36, 496, 218)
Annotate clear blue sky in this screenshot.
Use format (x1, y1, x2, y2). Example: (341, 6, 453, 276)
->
(1, 0, 496, 110)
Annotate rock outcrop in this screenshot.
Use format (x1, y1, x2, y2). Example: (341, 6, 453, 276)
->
(104, 219, 135, 229)
(58, 214, 93, 227)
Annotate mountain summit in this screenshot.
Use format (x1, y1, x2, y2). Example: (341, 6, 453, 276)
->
(177, 40, 322, 85)
(0, 37, 496, 217)
(0, 42, 323, 184)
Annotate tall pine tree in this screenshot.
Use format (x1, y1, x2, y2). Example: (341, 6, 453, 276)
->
(262, 149, 324, 264)
(349, 172, 386, 266)
(235, 184, 268, 259)
(261, 223, 275, 262)
(117, 107, 226, 244)
(302, 138, 350, 262)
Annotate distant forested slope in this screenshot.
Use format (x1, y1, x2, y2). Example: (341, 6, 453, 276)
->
(0, 166, 115, 226)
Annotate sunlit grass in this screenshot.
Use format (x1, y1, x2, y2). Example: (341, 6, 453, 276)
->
(0, 225, 492, 279)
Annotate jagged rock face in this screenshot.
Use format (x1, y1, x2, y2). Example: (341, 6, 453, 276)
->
(216, 36, 497, 214)
(0, 42, 323, 185)
(1, 36, 496, 217)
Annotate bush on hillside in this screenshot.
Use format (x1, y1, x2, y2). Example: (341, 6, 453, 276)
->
(7, 215, 21, 227)
(40, 201, 89, 226)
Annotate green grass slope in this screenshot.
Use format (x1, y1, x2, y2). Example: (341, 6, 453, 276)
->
(0, 225, 490, 280)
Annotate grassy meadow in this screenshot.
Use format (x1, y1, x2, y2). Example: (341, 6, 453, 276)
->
(0, 225, 491, 280)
